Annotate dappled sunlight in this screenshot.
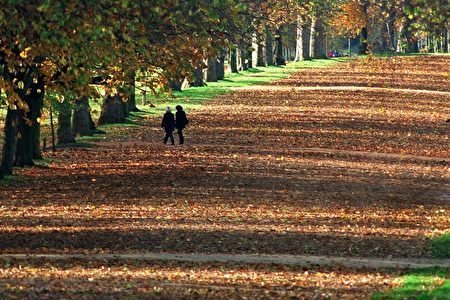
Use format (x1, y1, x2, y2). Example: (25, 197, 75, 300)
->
(0, 259, 396, 299)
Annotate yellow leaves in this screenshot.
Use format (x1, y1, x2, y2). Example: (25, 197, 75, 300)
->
(19, 47, 31, 59)
(17, 81, 24, 89)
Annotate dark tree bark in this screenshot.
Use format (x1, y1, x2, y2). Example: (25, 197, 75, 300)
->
(443, 27, 449, 53)
(206, 57, 217, 82)
(247, 43, 253, 69)
(1, 107, 19, 175)
(241, 47, 249, 71)
(192, 68, 205, 86)
(57, 99, 75, 144)
(256, 31, 266, 67)
(14, 73, 45, 167)
(98, 94, 126, 125)
(216, 55, 225, 80)
(73, 96, 94, 137)
(265, 30, 274, 66)
(230, 47, 238, 73)
(360, 27, 369, 54)
(127, 72, 139, 112)
(168, 78, 183, 91)
(275, 28, 285, 65)
(314, 20, 327, 59)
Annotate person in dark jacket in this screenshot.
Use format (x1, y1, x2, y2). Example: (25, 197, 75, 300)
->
(175, 105, 189, 144)
(161, 106, 175, 145)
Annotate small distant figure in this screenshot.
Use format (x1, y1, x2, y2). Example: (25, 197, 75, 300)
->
(161, 106, 175, 145)
(175, 105, 189, 144)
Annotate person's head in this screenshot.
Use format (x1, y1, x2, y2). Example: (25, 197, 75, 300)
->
(175, 105, 183, 111)
(166, 106, 171, 113)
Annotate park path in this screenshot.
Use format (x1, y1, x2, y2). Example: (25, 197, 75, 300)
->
(1, 252, 449, 269)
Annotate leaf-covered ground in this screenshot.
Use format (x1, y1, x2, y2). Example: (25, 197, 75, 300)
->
(0, 55, 449, 299)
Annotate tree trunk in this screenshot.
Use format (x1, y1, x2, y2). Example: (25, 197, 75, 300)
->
(275, 28, 285, 65)
(15, 109, 35, 167)
(127, 72, 139, 112)
(265, 30, 274, 65)
(1, 107, 19, 175)
(206, 57, 217, 82)
(216, 55, 225, 80)
(309, 16, 316, 58)
(303, 23, 311, 59)
(294, 16, 304, 62)
(247, 43, 253, 69)
(168, 78, 183, 91)
(313, 19, 327, 58)
(14, 73, 44, 167)
(443, 27, 449, 53)
(73, 96, 94, 137)
(98, 94, 126, 125)
(57, 99, 75, 144)
(360, 27, 369, 54)
(241, 47, 249, 71)
(230, 47, 238, 73)
(256, 31, 266, 67)
(192, 68, 205, 86)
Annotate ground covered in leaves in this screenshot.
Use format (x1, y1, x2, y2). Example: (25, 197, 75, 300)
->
(0, 55, 449, 299)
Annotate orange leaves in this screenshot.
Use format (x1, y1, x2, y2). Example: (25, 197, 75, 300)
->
(331, 0, 366, 37)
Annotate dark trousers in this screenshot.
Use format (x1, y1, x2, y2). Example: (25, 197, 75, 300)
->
(177, 128, 184, 144)
(163, 131, 174, 145)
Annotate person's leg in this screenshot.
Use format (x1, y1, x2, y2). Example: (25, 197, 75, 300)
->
(163, 131, 169, 144)
(178, 128, 184, 144)
(169, 131, 175, 145)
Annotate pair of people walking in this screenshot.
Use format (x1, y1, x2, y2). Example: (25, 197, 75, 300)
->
(161, 105, 189, 145)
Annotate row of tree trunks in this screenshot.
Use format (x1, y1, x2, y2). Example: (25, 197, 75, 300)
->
(0, 67, 44, 176)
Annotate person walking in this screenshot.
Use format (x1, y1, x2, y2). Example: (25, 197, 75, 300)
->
(175, 105, 189, 144)
(161, 106, 176, 145)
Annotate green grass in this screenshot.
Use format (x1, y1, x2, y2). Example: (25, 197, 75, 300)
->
(142, 58, 346, 115)
(431, 233, 450, 258)
(371, 268, 450, 300)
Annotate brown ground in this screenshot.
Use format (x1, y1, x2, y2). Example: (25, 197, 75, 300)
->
(0, 55, 449, 299)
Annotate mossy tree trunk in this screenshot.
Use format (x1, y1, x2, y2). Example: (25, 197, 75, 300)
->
(192, 68, 205, 86)
(73, 96, 95, 137)
(206, 56, 217, 82)
(98, 94, 126, 125)
(57, 99, 75, 144)
(216, 55, 225, 80)
(230, 47, 238, 73)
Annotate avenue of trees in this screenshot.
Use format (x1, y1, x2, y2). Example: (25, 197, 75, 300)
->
(0, 0, 449, 179)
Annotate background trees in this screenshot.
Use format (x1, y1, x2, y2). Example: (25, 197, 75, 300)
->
(0, 0, 448, 179)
